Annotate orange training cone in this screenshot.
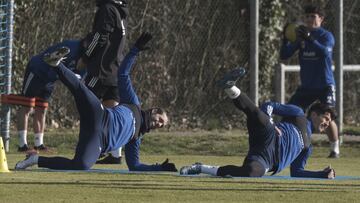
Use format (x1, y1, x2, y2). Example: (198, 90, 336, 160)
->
(0, 137, 10, 172)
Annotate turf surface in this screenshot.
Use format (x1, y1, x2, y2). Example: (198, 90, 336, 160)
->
(1, 154, 360, 203)
(1, 130, 360, 202)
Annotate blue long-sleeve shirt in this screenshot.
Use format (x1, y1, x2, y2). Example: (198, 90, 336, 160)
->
(28, 40, 82, 82)
(280, 27, 335, 89)
(260, 102, 328, 178)
(106, 47, 163, 171)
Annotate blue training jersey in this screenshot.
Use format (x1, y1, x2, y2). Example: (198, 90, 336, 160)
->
(262, 102, 329, 178)
(289, 121, 330, 178)
(27, 40, 82, 83)
(105, 106, 135, 153)
(105, 47, 163, 171)
(261, 102, 306, 174)
(275, 122, 307, 173)
(280, 27, 335, 89)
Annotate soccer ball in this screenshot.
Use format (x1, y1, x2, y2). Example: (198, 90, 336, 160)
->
(284, 23, 298, 43)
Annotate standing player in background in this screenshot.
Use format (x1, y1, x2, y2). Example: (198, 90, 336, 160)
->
(280, 4, 340, 158)
(77, 0, 129, 164)
(17, 40, 82, 152)
(180, 68, 336, 179)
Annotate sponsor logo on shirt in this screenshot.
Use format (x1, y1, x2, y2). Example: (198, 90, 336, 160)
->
(303, 51, 316, 57)
(294, 127, 304, 149)
(266, 106, 274, 124)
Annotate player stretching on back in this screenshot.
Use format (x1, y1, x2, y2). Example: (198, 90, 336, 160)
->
(180, 68, 336, 179)
(15, 33, 177, 172)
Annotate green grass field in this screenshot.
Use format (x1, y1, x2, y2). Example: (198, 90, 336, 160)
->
(1, 130, 360, 202)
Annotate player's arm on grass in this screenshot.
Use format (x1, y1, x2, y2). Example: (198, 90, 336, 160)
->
(290, 147, 335, 179)
(124, 139, 177, 171)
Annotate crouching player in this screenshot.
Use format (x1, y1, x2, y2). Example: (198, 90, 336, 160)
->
(180, 68, 336, 179)
(15, 33, 177, 172)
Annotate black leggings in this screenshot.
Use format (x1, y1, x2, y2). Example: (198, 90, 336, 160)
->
(233, 94, 275, 148)
(233, 94, 271, 129)
(38, 63, 104, 170)
(217, 159, 266, 177)
(217, 93, 273, 177)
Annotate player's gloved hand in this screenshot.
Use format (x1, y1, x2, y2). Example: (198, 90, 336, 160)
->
(134, 32, 153, 51)
(323, 165, 336, 179)
(160, 158, 178, 172)
(296, 25, 314, 42)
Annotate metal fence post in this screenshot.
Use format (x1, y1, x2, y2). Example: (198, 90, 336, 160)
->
(1, 0, 14, 152)
(335, 0, 343, 134)
(250, 0, 259, 106)
(275, 63, 286, 104)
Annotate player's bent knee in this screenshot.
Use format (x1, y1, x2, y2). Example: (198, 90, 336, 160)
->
(245, 160, 266, 177)
(217, 164, 264, 177)
(71, 161, 92, 170)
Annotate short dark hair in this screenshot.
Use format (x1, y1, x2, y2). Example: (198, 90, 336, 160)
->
(307, 102, 337, 120)
(150, 107, 166, 115)
(149, 107, 169, 124)
(304, 4, 324, 17)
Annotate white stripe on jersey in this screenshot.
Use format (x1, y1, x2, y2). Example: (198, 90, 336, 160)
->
(22, 72, 34, 95)
(86, 32, 100, 57)
(121, 20, 126, 36)
(87, 77, 98, 88)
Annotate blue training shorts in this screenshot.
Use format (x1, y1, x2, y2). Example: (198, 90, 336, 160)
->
(288, 85, 336, 109)
(21, 69, 54, 101)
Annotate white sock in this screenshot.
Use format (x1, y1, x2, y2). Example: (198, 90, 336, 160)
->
(16, 153, 39, 169)
(31, 154, 39, 164)
(18, 130, 28, 147)
(110, 148, 122, 158)
(224, 86, 241, 99)
(201, 164, 219, 176)
(34, 133, 44, 146)
(330, 140, 340, 154)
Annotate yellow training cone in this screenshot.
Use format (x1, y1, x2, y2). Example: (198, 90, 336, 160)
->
(0, 137, 10, 172)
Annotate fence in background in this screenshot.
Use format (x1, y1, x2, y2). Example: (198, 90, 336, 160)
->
(0, 0, 14, 151)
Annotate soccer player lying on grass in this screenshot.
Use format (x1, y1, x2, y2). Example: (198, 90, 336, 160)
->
(180, 68, 336, 179)
(15, 32, 177, 172)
